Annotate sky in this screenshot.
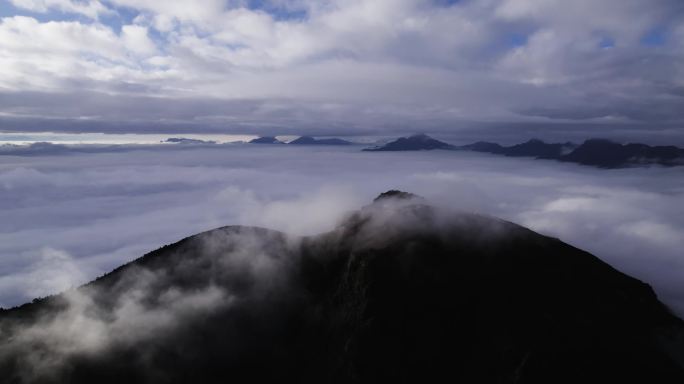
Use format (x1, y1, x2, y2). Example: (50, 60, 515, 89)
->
(1, 144, 684, 316)
(0, 0, 683, 138)
(1, 0, 684, 321)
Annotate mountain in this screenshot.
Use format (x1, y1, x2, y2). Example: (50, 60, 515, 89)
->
(460, 138, 684, 168)
(289, 136, 352, 145)
(1, 192, 683, 383)
(459, 139, 575, 159)
(503, 139, 574, 159)
(163, 137, 216, 145)
(363, 134, 454, 151)
(0, 142, 73, 156)
(460, 141, 506, 154)
(560, 139, 684, 168)
(249, 136, 284, 144)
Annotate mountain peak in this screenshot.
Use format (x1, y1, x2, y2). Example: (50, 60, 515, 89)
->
(409, 133, 430, 139)
(373, 190, 420, 202)
(363, 134, 454, 151)
(249, 136, 284, 144)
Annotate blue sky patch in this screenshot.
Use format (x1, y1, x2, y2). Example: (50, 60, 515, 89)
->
(508, 33, 528, 47)
(599, 36, 615, 49)
(641, 27, 667, 46)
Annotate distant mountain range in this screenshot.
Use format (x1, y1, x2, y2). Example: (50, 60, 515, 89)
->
(0, 191, 683, 383)
(562, 139, 684, 167)
(249, 136, 353, 145)
(289, 136, 352, 145)
(163, 137, 216, 145)
(363, 133, 454, 151)
(5, 135, 682, 169)
(364, 134, 684, 168)
(249, 136, 285, 144)
(461, 138, 576, 159)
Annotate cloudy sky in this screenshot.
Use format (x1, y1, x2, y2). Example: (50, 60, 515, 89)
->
(1, 0, 683, 137)
(2, 0, 684, 320)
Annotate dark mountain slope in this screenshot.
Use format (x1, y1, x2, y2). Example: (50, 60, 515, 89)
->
(0, 193, 682, 383)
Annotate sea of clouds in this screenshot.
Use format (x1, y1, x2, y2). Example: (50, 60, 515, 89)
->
(1, 143, 683, 315)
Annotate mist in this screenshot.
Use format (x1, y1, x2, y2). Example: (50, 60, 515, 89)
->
(1, 144, 683, 316)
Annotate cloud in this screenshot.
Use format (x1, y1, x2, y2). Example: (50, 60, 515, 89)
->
(0, 0, 682, 132)
(0, 248, 86, 304)
(9, 0, 112, 19)
(0, 224, 298, 382)
(0, 145, 683, 318)
(121, 25, 157, 56)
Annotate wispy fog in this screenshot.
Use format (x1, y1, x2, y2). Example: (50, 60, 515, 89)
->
(1, 144, 683, 314)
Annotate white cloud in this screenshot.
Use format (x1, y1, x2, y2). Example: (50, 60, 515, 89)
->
(9, 0, 111, 19)
(0, 16, 177, 93)
(0, 247, 87, 302)
(0, 0, 681, 127)
(121, 25, 157, 56)
(109, 0, 227, 26)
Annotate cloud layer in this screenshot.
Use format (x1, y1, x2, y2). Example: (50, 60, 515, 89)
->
(1, 144, 683, 316)
(1, 0, 683, 134)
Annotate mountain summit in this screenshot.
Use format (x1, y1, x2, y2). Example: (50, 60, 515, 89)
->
(363, 134, 454, 151)
(1, 192, 682, 383)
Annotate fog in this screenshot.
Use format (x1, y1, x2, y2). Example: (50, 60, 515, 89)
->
(1, 143, 683, 315)
(0, 226, 297, 382)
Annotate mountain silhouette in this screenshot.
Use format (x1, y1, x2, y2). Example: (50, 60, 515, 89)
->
(0, 192, 682, 383)
(363, 134, 454, 151)
(249, 136, 284, 144)
(501, 139, 573, 159)
(364, 134, 684, 168)
(163, 137, 216, 145)
(460, 141, 506, 154)
(460, 139, 574, 159)
(560, 139, 684, 168)
(289, 136, 352, 145)
(460, 139, 683, 168)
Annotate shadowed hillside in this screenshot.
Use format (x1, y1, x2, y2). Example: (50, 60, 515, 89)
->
(0, 192, 682, 383)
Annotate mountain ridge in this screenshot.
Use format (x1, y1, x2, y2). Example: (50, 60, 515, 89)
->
(364, 134, 684, 168)
(289, 136, 353, 145)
